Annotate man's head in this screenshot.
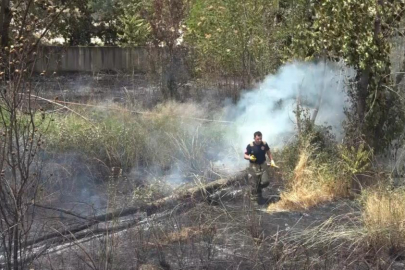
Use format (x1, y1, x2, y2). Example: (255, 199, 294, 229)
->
(253, 131, 262, 145)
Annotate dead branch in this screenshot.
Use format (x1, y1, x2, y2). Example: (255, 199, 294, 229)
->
(31, 204, 92, 221)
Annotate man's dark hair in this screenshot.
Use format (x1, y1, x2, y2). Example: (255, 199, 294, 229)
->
(254, 131, 262, 138)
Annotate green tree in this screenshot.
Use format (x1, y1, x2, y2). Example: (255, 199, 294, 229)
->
(282, 0, 405, 151)
(118, 0, 190, 100)
(90, 0, 123, 45)
(48, 0, 94, 45)
(118, 0, 151, 46)
(185, 0, 279, 85)
(45, 0, 124, 45)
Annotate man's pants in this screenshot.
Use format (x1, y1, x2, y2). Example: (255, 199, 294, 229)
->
(247, 162, 270, 199)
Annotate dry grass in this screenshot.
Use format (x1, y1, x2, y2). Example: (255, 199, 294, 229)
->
(268, 145, 350, 212)
(291, 187, 405, 262)
(268, 188, 336, 212)
(362, 188, 405, 252)
(154, 225, 216, 247)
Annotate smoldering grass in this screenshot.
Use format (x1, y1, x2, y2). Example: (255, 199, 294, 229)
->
(41, 101, 229, 179)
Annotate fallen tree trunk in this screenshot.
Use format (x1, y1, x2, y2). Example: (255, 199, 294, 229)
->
(35, 206, 187, 256)
(8, 207, 181, 269)
(27, 173, 244, 249)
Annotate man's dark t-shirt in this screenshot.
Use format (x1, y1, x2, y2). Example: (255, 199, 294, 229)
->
(245, 141, 270, 164)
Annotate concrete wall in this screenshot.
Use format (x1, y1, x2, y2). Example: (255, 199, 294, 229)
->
(34, 46, 152, 73)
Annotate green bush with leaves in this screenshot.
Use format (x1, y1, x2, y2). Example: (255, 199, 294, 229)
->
(339, 143, 372, 175)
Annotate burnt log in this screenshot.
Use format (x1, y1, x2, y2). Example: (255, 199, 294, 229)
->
(27, 174, 244, 249)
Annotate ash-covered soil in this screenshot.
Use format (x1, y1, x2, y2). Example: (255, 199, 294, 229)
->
(31, 175, 390, 270)
(33, 73, 162, 108)
(32, 72, 235, 110)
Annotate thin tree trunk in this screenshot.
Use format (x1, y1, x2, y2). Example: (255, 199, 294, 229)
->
(13, 224, 18, 270)
(356, 69, 370, 126)
(311, 60, 327, 124)
(357, 0, 382, 129)
(0, 0, 11, 47)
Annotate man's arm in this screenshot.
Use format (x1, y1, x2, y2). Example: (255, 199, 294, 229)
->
(266, 149, 278, 167)
(266, 150, 273, 161)
(244, 146, 252, 160)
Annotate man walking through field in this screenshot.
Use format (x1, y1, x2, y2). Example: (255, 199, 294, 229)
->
(244, 131, 276, 205)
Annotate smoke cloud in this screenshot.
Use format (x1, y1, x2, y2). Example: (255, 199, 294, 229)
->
(223, 61, 355, 160)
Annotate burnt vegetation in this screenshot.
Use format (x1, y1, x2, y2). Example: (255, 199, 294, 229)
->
(1, 0, 405, 269)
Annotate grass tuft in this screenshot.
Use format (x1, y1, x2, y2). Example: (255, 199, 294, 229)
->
(267, 137, 365, 212)
(268, 147, 344, 212)
(361, 188, 405, 255)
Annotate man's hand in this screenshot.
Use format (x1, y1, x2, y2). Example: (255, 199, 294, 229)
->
(268, 159, 278, 168)
(250, 155, 257, 162)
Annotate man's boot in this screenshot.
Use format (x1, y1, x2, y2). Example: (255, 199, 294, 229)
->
(256, 191, 268, 205)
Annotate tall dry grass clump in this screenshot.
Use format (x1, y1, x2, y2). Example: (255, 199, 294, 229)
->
(362, 188, 405, 254)
(268, 143, 350, 212)
(268, 134, 372, 212)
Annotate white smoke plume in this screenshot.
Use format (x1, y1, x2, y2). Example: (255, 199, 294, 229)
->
(223, 61, 355, 162)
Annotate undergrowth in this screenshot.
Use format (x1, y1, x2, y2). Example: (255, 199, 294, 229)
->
(268, 125, 373, 212)
(361, 187, 405, 258)
(42, 101, 227, 181)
